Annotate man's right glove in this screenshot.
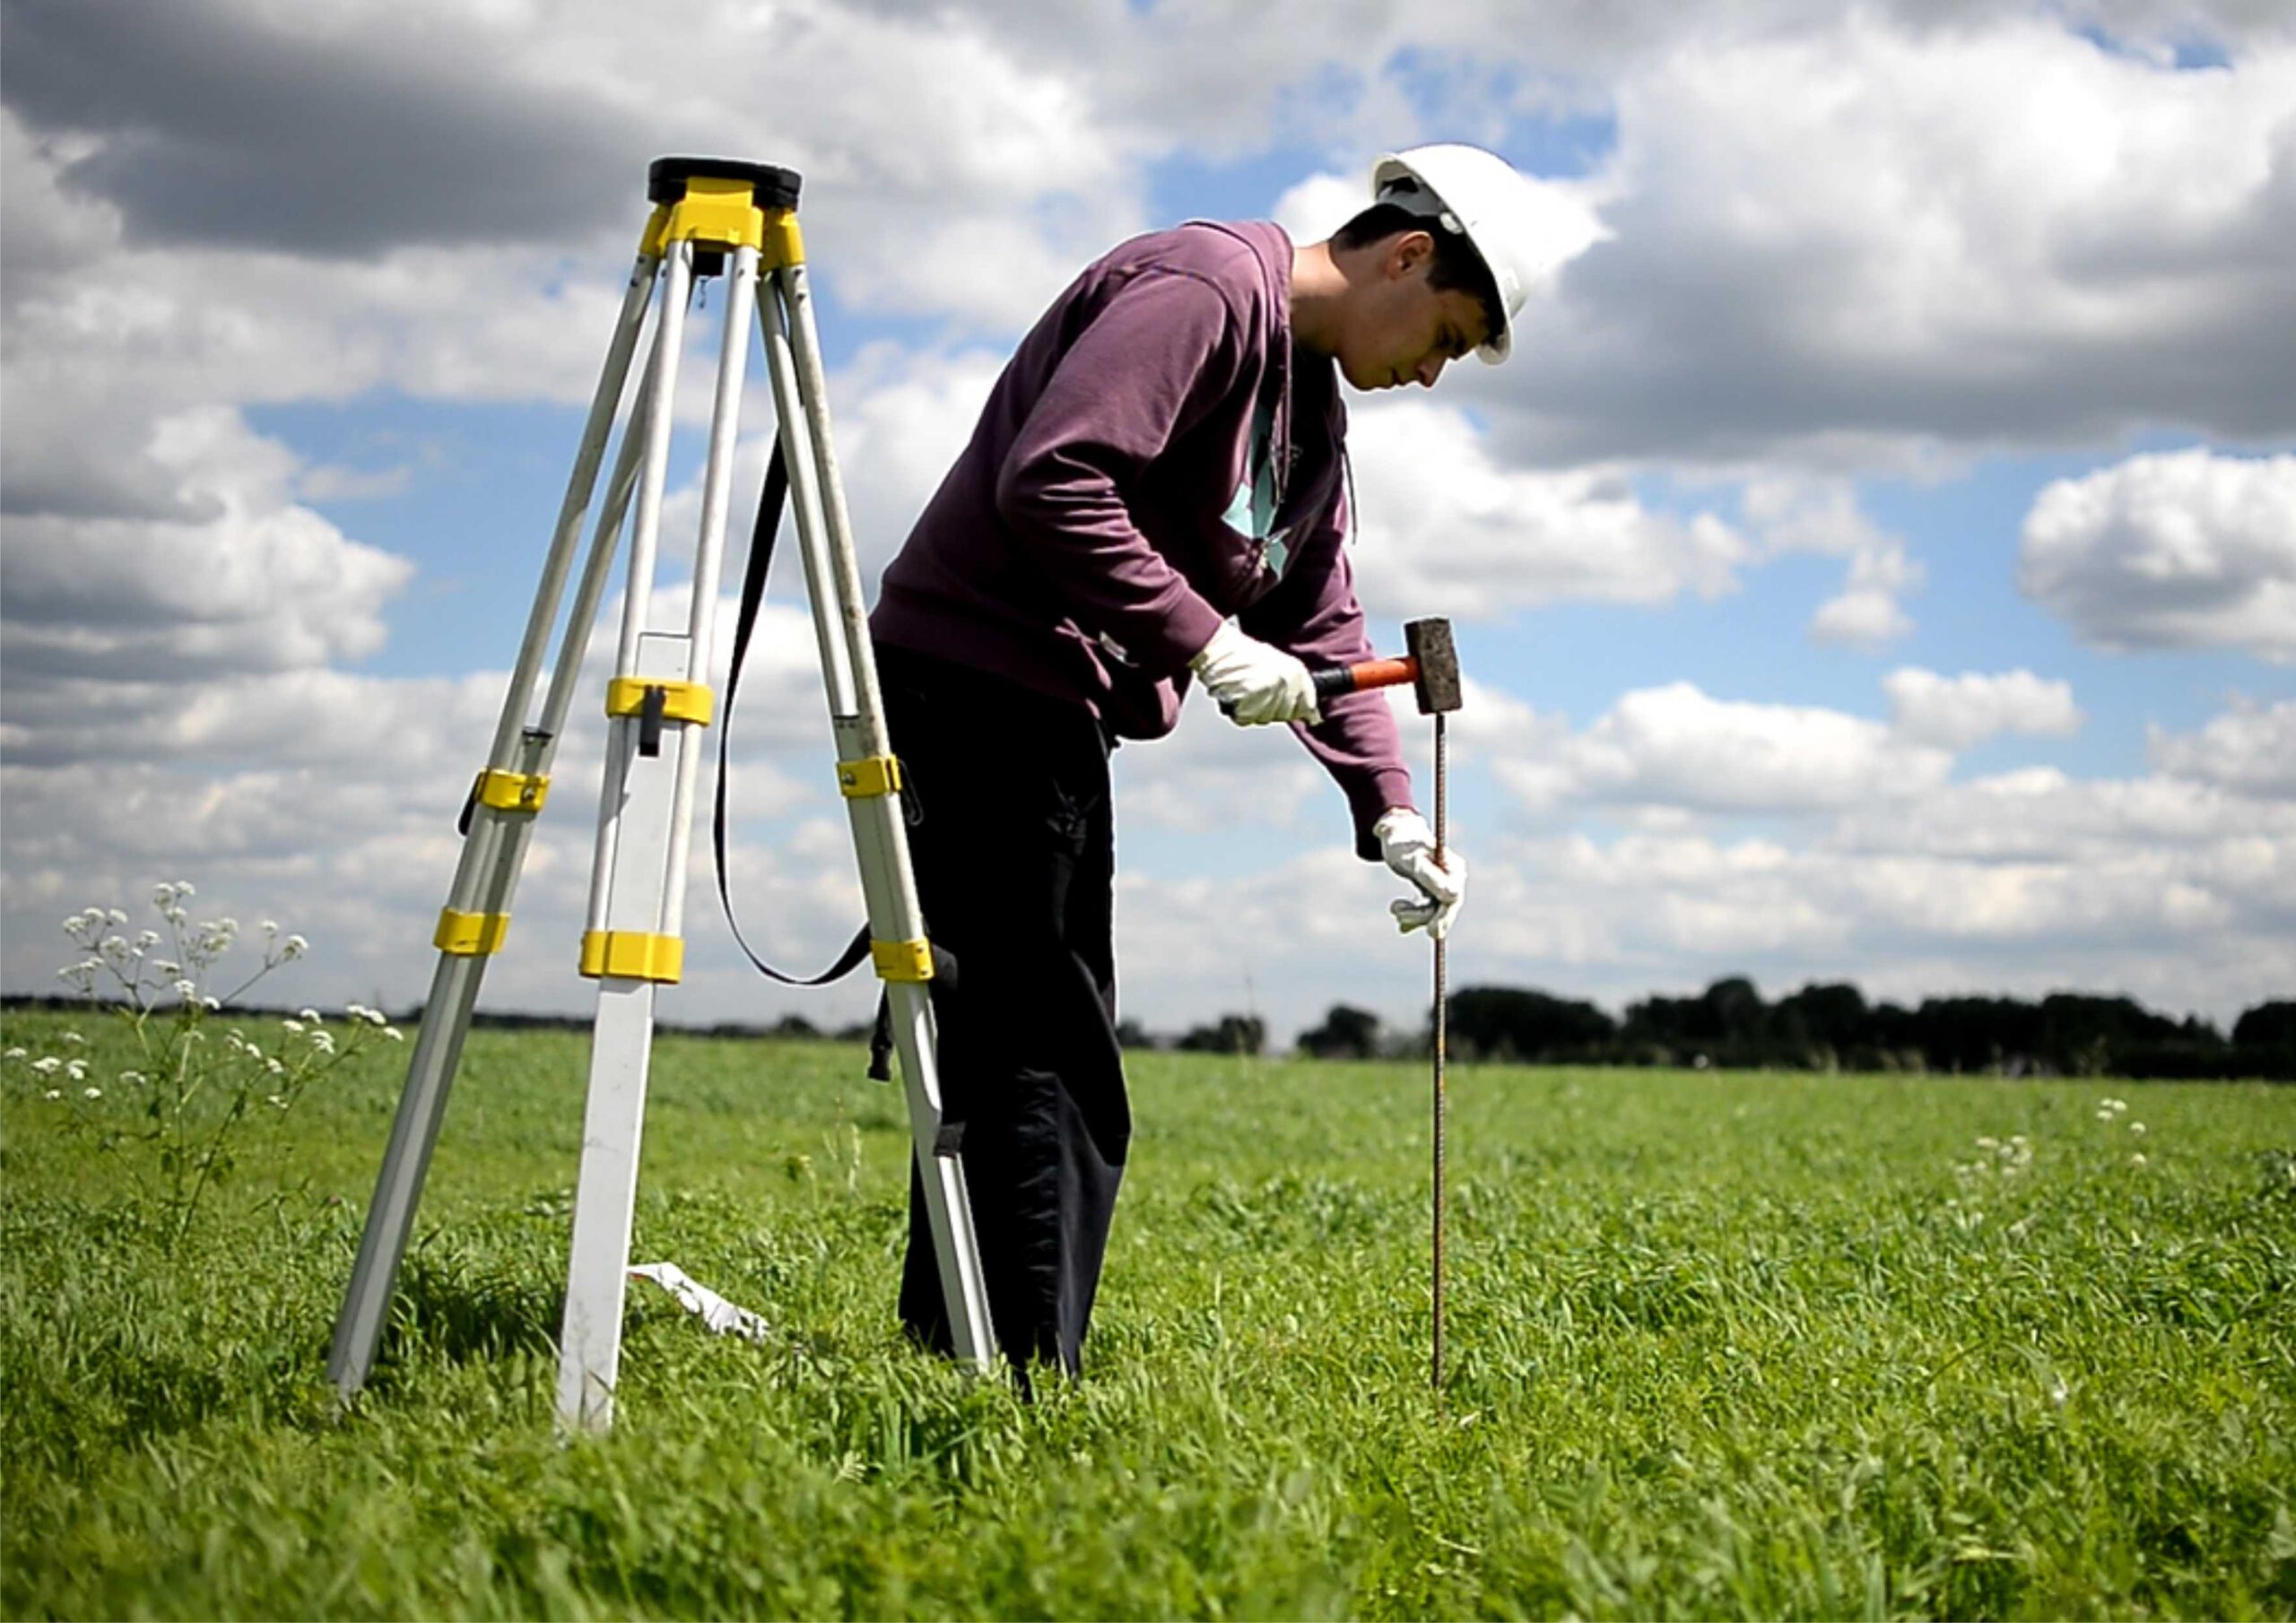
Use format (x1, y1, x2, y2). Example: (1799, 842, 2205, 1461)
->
(1375, 808, 1466, 940)
(1189, 621, 1322, 726)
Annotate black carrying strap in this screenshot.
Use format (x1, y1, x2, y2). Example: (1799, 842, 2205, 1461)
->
(713, 440, 873, 990)
(712, 439, 957, 1085)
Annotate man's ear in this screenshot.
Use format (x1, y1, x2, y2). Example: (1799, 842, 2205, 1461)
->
(1386, 229, 1435, 280)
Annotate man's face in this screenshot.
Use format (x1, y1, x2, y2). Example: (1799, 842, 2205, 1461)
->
(1334, 231, 1493, 393)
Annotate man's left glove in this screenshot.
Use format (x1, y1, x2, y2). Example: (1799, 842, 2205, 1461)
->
(1374, 808, 1466, 940)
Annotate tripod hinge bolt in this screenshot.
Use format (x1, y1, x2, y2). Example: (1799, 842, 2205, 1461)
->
(435, 909, 511, 957)
(579, 930, 684, 985)
(836, 755, 904, 799)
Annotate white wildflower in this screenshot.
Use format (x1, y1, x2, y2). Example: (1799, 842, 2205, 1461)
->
(174, 881, 195, 899)
(152, 960, 180, 976)
(267, 1094, 288, 1109)
(2, 1047, 22, 1061)
(2130, 1152, 2148, 1168)
(119, 1071, 144, 1086)
(265, 1057, 285, 1076)
(172, 978, 196, 1000)
(282, 1020, 305, 1035)
(136, 931, 160, 950)
(61, 1030, 84, 1046)
(202, 996, 219, 1011)
(42, 1089, 62, 1101)
(298, 1009, 320, 1024)
(2129, 1122, 2146, 1136)
(65, 1060, 87, 1082)
(309, 1031, 336, 1055)
(106, 908, 126, 926)
(263, 921, 280, 938)
(382, 1028, 404, 1042)
(153, 883, 177, 907)
(82, 1087, 100, 1099)
(30, 1057, 60, 1075)
(362, 1008, 387, 1027)
(282, 935, 308, 960)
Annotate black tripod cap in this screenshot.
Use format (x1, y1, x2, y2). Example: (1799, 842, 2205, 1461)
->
(648, 157, 802, 210)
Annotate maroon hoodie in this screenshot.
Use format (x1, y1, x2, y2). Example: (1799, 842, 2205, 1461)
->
(871, 220, 1413, 857)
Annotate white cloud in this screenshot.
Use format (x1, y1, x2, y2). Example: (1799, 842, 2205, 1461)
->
(1493, 680, 1953, 814)
(2148, 695, 2296, 795)
(1347, 399, 1748, 618)
(2020, 447, 2296, 660)
(1828, 765, 2295, 860)
(1809, 581, 1916, 649)
(1743, 477, 1925, 647)
(1113, 693, 1326, 835)
(1883, 667, 2084, 749)
(1485, 17, 2296, 466)
(0, 407, 414, 681)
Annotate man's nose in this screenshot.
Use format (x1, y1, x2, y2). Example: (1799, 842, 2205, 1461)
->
(1415, 354, 1448, 388)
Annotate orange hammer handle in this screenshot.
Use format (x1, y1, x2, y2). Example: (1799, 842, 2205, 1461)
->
(1311, 656, 1419, 702)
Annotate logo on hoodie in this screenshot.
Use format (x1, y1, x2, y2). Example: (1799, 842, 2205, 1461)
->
(1220, 394, 1291, 577)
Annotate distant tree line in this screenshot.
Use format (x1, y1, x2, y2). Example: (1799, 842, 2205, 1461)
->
(13, 980, 2289, 1080)
(1287, 980, 2295, 1081)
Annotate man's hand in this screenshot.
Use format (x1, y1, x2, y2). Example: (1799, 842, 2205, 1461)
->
(1375, 808, 1466, 940)
(1190, 621, 1321, 726)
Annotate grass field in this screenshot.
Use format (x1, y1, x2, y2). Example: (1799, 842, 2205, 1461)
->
(4, 1005, 2292, 1620)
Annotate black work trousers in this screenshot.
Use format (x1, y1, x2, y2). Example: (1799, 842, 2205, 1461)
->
(877, 644, 1130, 1379)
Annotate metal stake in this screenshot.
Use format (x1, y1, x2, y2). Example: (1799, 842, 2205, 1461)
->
(1432, 710, 1448, 1392)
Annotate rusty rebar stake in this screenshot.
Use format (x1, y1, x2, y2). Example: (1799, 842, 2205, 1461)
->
(1432, 710, 1448, 1393)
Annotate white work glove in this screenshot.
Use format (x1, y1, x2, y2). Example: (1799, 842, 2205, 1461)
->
(1375, 808, 1466, 940)
(1189, 621, 1321, 726)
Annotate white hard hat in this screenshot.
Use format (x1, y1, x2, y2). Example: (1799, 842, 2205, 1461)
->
(1370, 143, 1550, 365)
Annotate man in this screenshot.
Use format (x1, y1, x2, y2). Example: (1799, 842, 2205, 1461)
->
(870, 144, 1550, 1377)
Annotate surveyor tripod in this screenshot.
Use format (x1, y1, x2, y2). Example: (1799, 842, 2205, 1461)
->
(326, 157, 996, 1428)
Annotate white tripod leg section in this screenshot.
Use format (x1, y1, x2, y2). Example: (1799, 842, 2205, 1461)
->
(557, 636, 686, 1431)
(559, 239, 761, 1429)
(760, 265, 996, 1369)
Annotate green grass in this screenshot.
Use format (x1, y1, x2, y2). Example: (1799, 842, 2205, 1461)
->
(4, 1006, 2292, 1620)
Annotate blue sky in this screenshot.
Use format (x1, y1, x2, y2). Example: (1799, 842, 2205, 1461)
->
(4, 1, 2292, 1046)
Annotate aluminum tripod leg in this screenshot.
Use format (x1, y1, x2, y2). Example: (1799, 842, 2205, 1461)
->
(327, 252, 662, 1398)
(760, 265, 995, 1369)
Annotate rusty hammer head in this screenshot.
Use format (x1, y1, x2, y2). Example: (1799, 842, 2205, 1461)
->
(1404, 618, 1461, 715)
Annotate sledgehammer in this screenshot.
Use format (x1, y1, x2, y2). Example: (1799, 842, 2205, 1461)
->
(1309, 617, 1462, 716)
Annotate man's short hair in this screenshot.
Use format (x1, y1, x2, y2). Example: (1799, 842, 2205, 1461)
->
(1331, 202, 1505, 343)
